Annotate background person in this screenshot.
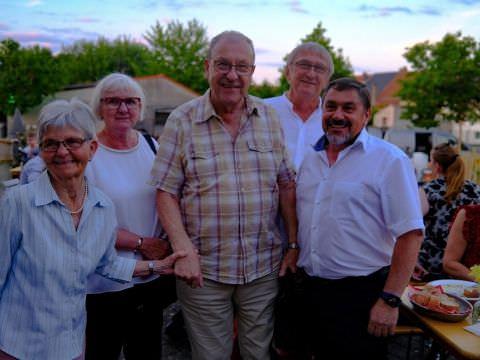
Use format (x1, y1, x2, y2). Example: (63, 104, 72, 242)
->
(85, 73, 174, 359)
(296, 78, 424, 359)
(151, 30, 297, 360)
(443, 205, 480, 281)
(416, 143, 480, 281)
(264, 42, 332, 171)
(0, 99, 183, 360)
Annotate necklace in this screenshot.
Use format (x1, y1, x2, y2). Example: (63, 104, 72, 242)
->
(69, 182, 88, 215)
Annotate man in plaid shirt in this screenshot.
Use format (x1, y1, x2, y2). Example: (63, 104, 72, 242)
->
(150, 30, 298, 360)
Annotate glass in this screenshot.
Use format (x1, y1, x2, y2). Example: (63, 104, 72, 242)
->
(213, 61, 254, 75)
(101, 97, 141, 110)
(40, 137, 88, 152)
(294, 61, 328, 74)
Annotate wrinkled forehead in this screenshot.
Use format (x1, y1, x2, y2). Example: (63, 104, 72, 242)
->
(292, 49, 328, 64)
(210, 36, 255, 62)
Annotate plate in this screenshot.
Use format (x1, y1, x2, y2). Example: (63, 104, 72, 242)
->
(427, 279, 479, 302)
(410, 293, 473, 322)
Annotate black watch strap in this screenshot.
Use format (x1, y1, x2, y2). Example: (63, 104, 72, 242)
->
(379, 291, 401, 308)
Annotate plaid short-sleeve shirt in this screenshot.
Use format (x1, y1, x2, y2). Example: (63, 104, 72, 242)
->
(151, 91, 295, 284)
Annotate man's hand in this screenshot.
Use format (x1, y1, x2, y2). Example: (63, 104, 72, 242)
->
(140, 238, 171, 260)
(279, 249, 298, 277)
(367, 299, 399, 337)
(174, 250, 203, 288)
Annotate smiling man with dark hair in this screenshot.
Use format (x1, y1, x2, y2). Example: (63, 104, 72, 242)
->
(296, 77, 424, 359)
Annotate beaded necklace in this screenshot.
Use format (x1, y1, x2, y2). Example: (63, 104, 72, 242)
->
(69, 182, 88, 215)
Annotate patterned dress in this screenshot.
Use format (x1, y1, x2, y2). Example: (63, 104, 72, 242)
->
(419, 178, 480, 276)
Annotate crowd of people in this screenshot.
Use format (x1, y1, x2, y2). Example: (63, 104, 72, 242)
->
(0, 29, 478, 360)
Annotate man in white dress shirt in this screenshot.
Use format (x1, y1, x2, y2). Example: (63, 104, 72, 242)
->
(296, 78, 424, 359)
(265, 42, 332, 171)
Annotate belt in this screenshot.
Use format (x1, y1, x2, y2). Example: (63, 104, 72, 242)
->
(304, 266, 390, 286)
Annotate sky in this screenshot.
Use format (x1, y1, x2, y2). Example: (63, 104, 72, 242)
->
(2, 0, 480, 84)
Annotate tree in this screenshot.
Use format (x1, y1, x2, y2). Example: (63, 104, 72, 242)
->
(0, 39, 61, 116)
(397, 32, 480, 129)
(57, 36, 151, 85)
(249, 80, 282, 98)
(143, 19, 209, 93)
(278, 22, 354, 92)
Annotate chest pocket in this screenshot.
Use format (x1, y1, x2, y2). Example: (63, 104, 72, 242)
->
(246, 140, 277, 189)
(188, 150, 219, 178)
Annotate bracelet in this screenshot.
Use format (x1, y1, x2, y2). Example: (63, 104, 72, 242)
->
(134, 237, 144, 253)
(148, 261, 154, 275)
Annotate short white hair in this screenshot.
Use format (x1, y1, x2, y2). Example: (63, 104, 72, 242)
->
(90, 73, 146, 122)
(37, 98, 97, 143)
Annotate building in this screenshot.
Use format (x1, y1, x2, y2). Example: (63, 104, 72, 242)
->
(21, 74, 199, 138)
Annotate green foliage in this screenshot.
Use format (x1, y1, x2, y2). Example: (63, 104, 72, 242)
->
(0, 39, 61, 116)
(278, 22, 354, 92)
(143, 19, 209, 93)
(57, 36, 152, 84)
(249, 80, 282, 98)
(398, 32, 480, 128)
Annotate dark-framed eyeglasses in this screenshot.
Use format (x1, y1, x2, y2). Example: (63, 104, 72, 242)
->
(40, 137, 89, 152)
(294, 61, 329, 74)
(101, 97, 141, 110)
(213, 61, 254, 75)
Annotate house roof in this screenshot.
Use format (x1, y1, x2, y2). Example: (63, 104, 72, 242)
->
(357, 68, 408, 108)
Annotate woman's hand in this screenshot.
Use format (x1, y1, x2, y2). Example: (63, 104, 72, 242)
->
(152, 251, 188, 275)
(140, 238, 172, 260)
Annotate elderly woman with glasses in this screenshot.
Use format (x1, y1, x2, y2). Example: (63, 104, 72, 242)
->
(84, 73, 177, 359)
(0, 99, 184, 360)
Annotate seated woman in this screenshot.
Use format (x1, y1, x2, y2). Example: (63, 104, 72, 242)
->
(443, 205, 480, 281)
(0, 99, 185, 360)
(417, 143, 480, 281)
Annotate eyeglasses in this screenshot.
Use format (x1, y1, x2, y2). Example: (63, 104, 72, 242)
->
(213, 61, 254, 75)
(294, 61, 329, 74)
(40, 137, 88, 152)
(101, 97, 141, 110)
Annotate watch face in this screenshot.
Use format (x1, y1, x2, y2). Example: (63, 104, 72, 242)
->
(381, 292, 401, 307)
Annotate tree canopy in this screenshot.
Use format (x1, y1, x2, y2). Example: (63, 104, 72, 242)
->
(143, 19, 209, 93)
(0, 39, 61, 116)
(57, 36, 151, 85)
(397, 32, 480, 128)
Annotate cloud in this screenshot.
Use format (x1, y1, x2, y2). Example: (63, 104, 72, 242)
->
(357, 4, 441, 17)
(451, 0, 480, 5)
(1, 27, 103, 53)
(288, 0, 309, 14)
(77, 17, 100, 24)
(0, 23, 10, 31)
(25, 0, 42, 7)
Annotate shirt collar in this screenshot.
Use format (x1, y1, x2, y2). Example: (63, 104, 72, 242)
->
(197, 89, 258, 123)
(34, 171, 108, 209)
(313, 127, 369, 152)
(282, 92, 323, 111)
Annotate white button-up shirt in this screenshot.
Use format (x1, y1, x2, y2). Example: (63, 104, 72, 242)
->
(296, 129, 424, 279)
(264, 94, 324, 171)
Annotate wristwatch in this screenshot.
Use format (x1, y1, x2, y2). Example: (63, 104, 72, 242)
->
(148, 261, 154, 275)
(379, 291, 401, 308)
(287, 242, 300, 250)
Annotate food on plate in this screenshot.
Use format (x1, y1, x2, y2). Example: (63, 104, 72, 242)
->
(410, 287, 461, 314)
(469, 265, 480, 283)
(464, 286, 480, 298)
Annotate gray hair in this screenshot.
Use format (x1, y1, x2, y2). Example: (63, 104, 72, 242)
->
(90, 72, 146, 121)
(287, 42, 334, 78)
(207, 30, 255, 62)
(37, 98, 97, 143)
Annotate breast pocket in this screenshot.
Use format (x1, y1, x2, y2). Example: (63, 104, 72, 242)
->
(330, 181, 367, 221)
(246, 140, 277, 189)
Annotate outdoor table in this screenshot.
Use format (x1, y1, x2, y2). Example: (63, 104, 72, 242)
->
(401, 288, 480, 360)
